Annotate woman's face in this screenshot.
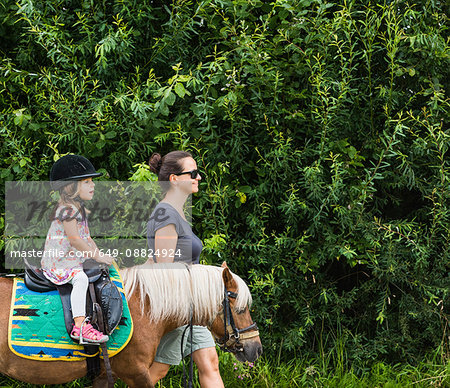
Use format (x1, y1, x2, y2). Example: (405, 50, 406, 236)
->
(172, 157, 201, 194)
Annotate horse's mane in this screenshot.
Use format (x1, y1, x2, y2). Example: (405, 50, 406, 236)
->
(120, 263, 252, 323)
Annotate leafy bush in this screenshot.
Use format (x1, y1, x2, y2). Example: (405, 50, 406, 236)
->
(1, 0, 448, 367)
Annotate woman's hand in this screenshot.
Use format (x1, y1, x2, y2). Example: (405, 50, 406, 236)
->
(95, 254, 114, 266)
(63, 219, 113, 265)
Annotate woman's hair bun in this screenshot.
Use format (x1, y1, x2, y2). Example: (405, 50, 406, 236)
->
(148, 152, 162, 174)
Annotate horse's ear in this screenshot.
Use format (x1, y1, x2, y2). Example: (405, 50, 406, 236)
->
(221, 261, 228, 268)
(222, 266, 234, 286)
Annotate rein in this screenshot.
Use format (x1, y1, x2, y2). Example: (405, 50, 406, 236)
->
(214, 285, 259, 353)
(181, 315, 194, 388)
(181, 266, 194, 388)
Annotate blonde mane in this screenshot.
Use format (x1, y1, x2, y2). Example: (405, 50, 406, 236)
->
(120, 263, 252, 323)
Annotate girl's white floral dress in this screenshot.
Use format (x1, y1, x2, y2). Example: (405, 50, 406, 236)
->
(41, 203, 91, 285)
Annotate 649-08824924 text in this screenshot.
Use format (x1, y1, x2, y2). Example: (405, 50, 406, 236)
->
(8, 248, 182, 259)
(98, 248, 182, 259)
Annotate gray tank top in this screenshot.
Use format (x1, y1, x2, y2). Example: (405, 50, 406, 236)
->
(146, 202, 203, 264)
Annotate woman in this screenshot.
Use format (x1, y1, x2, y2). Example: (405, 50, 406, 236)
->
(147, 150, 224, 388)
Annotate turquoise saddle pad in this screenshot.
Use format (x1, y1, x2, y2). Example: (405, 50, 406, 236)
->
(8, 263, 133, 361)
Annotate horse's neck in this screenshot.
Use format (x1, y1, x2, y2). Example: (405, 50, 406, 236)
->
(174, 315, 211, 328)
(159, 307, 214, 329)
(121, 265, 222, 328)
(128, 289, 211, 331)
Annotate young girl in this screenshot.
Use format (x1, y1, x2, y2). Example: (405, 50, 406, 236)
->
(41, 155, 113, 344)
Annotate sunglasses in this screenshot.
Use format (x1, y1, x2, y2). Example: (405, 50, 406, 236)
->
(174, 169, 200, 179)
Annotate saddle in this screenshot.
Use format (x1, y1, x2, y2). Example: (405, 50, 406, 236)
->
(23, 259, 123, 386)
(24, 259, 123, 336)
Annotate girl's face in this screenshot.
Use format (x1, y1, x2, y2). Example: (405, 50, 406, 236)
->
(172, 157, 201, 194)
(78, 178, 95, 201)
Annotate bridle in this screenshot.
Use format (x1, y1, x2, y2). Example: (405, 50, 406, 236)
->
(183, 272, 259, 388)
(183, 284, 259, 388)
(213, 285, 259, 353)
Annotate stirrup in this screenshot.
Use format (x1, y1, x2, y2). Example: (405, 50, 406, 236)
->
(71, 318, 108, 345)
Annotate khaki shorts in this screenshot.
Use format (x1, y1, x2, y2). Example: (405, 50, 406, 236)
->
(154, 325, 216, 365)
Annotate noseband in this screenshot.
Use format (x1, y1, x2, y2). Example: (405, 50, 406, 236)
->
(214, 285, 259, 353)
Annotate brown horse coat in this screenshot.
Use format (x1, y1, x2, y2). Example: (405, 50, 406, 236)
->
(0, 263, 262, 387)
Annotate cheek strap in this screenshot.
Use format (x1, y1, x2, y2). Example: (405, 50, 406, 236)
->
(212, 286, 259, 352)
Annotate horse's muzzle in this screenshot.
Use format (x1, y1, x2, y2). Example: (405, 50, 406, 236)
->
(235, 340, 263, 363)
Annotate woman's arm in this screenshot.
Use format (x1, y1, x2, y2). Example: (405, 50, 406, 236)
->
(63, 219, 113, 265)
(154, 224, 178, 263)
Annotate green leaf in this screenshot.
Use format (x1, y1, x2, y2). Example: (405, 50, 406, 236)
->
(348, 146, 357, 160)
(174, 83, 186, 98)
(105, 131, 116, 139)
(1, 168, 11, 178)
(191, 103, 203, 117)
(239, 185, 252, 193)
(14, 115, 23, 126)
(227, 91, 237, 103)
(153, 120, 163, 128)
(164, 91, 176, 106)
(28, 123, 41, 131)
(159, 102, 169, 116)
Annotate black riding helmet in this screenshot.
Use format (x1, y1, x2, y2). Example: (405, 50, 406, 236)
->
(50, 155, 102, 190)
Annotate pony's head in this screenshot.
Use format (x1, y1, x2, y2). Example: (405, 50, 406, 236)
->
(121, 261, 263, 363)
(208, 262, 263, 363)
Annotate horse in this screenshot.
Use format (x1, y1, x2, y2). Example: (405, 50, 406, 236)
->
(0, 262, 262, 387)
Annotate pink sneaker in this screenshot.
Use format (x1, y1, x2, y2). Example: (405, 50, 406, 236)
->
(70, 322, 108, 344)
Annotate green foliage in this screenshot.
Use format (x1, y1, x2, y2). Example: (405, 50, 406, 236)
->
(1, 0, 449, 373)
(0, 350, 448, 387)
(159, 351, 450, 387)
